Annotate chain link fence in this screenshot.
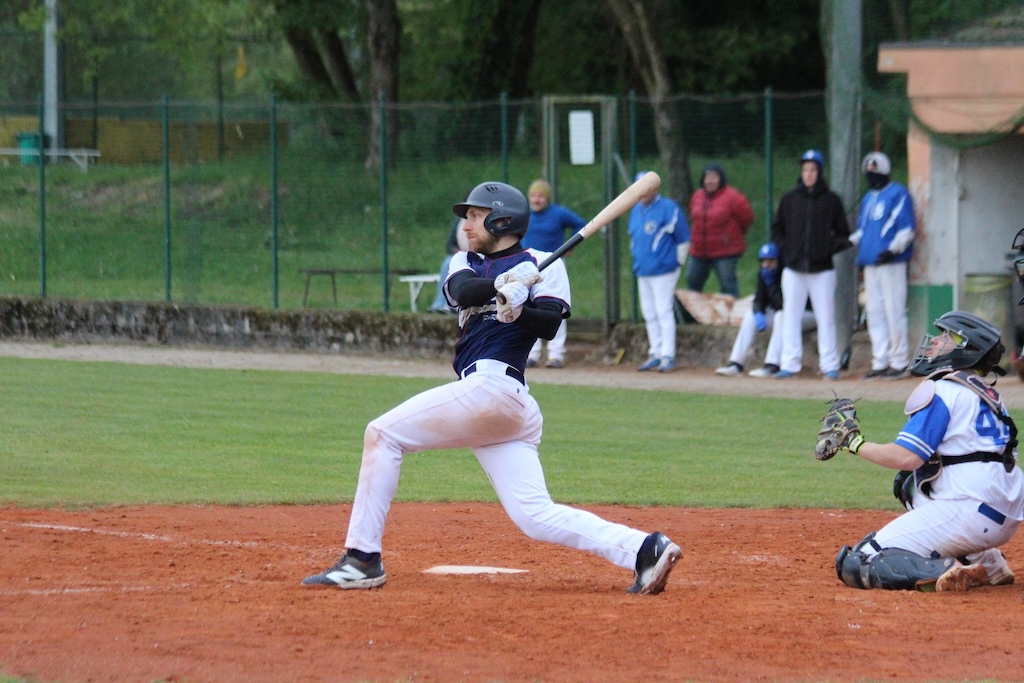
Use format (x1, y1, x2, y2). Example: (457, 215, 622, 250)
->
(0, 91, 831, 322)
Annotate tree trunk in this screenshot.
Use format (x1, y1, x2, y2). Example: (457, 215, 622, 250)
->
(364, 0, 401, 171)
(606, 0, 691, 201)
(283, 27, 335, 95)
(315, 28, 360, 100)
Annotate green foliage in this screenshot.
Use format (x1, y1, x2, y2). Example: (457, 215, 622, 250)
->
(0, 356, 907, 510)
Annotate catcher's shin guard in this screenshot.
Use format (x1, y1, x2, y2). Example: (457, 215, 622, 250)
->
(835, 534, 956, 590)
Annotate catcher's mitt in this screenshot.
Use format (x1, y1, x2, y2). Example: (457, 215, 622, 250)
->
(814, 397, 864, 461)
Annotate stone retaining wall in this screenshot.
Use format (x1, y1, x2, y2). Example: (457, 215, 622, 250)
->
(0, 296, 871, 371)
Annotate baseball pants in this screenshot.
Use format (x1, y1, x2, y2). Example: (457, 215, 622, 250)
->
(779, 267, 840, 374)
(728, 309, 816, 368)
(869, 497, 1019, 579)
(344, 362, 647, 570)
(863, 262, 910, 371)
(638, 268, 681, 360)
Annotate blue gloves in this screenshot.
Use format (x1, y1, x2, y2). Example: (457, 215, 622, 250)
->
(754, 311, 767, 331)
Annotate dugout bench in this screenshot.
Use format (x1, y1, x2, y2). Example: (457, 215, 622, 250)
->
(301, 267, 426, 308)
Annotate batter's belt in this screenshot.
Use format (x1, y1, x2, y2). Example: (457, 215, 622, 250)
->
(461, 359, 525, 385)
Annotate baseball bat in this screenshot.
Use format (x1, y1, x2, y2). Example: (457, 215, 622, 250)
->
(495, 171, 660, 304)
(536, 171, 660, 272)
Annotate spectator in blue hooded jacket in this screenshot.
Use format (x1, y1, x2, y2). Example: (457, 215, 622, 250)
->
(851, 151, 915, 380)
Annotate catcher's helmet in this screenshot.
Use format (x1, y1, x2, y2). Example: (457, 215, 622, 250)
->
(909, 310, 1006, 377)
(1013, 228, 1024, 304)
(757, 242, 779, 260)
(453, 182, 529, 238)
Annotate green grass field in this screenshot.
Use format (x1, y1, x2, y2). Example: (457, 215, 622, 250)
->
(0, 355, 908, 510)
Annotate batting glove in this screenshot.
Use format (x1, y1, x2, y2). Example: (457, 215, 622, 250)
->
(753, 311, 767, 331)
(494, 262, 542, 289)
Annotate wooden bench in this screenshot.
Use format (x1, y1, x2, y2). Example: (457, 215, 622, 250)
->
(300, 267, 420, 307)
(0, 147, 101, 172)
(399, 273, 442, 312)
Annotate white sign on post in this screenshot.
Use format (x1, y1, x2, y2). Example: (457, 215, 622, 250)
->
(568, 110, 595, 165)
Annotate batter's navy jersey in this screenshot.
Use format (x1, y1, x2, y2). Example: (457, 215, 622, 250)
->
(445, 249, 571, 377)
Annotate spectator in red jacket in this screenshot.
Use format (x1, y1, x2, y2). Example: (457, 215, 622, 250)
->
(686, 163, 755, 298)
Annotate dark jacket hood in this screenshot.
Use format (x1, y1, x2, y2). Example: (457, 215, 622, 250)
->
(702, 163, 728, 188)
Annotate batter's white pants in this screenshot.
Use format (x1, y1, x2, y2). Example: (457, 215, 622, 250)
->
(863, 262, 910, 371)
(345, 363, 647, 570)
(529, 319, 567, 363)
(779, 268, 840, 374)
(638, 269, 680, 360)
(728, 309, 816, 368)
(868, 497, 1020, 580)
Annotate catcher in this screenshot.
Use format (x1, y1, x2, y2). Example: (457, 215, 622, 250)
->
(815, 310, 1023, 591)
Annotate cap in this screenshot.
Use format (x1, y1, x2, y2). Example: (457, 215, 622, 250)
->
(862, 151, 891, 175)
(800, 149, 825, 169)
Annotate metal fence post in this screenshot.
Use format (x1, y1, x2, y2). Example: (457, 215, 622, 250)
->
(270, 93, 279, 309)
(763, 86, 774, 243)
(38, 92, 46, 298)
(379, 90, 390, 313)
(628, 90, 638, 324)
(500, 92, 508, 183)
(162, 94, 172, 301)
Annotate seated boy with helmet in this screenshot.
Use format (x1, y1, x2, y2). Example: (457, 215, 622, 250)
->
(715, 242, 816, 378)
(830, 310, 1022, 591)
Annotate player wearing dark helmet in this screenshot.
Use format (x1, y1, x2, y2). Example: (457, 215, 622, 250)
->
(828, 310, 1023, 592)
(303, 181, 681, 595)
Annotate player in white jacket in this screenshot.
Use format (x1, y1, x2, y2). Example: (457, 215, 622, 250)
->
(850, 152, 915, 380)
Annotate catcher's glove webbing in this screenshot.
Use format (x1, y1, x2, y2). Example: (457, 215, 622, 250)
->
(814, 397, 864, 461)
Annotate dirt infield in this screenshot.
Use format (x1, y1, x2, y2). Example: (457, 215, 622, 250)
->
(2, 504, 1023, 683)
(3, 341, 1024, 682)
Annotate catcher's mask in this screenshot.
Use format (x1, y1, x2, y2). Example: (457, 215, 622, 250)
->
(909, 310, 1006, 377)
(1013, 228, 1024, 304)
(453, 182, 530, 238)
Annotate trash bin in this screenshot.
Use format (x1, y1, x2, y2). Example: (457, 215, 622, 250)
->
(16, 132, 49, 166)
(964, 273, 1013, 366)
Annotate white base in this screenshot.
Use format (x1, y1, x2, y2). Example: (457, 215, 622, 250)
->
(422, 565, 528, 575)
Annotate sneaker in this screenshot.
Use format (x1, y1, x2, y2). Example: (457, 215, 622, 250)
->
(546, 358, 564, 369)
(935, 562, 989, 592)
(864, 368, 888, 380)
(715, 362, 743, 377)
(302, 552, 387, 590)
(990, 552, 1015, 586)
(658, 357, 676, 373)
(883, 366, 911, 380)
(823, 370, 840, 381)
(749, 364, 779, 378)
(526, 358, 539, 368)
(626, 531, 682, 595)
(637, 356, 660, 372)
(990, 565, 1015, 586)
(774, 370, 795, 379)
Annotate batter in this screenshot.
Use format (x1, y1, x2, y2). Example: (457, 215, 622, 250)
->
(833, 311, 1023, 591)
(303, 181, 681, 594)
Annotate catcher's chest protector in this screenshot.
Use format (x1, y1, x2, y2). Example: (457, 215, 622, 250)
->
(909, 371, 1018, 495)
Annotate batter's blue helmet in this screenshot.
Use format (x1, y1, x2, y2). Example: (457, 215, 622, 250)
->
(453, 182, 530, 237)
(801, 149, 825, 169)
(757, 243, 779, 260)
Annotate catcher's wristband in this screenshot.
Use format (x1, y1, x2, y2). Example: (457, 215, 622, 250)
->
(846, 433, 865, 455)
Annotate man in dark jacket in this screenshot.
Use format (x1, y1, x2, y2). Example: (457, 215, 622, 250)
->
(770, 149, 851, 380)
